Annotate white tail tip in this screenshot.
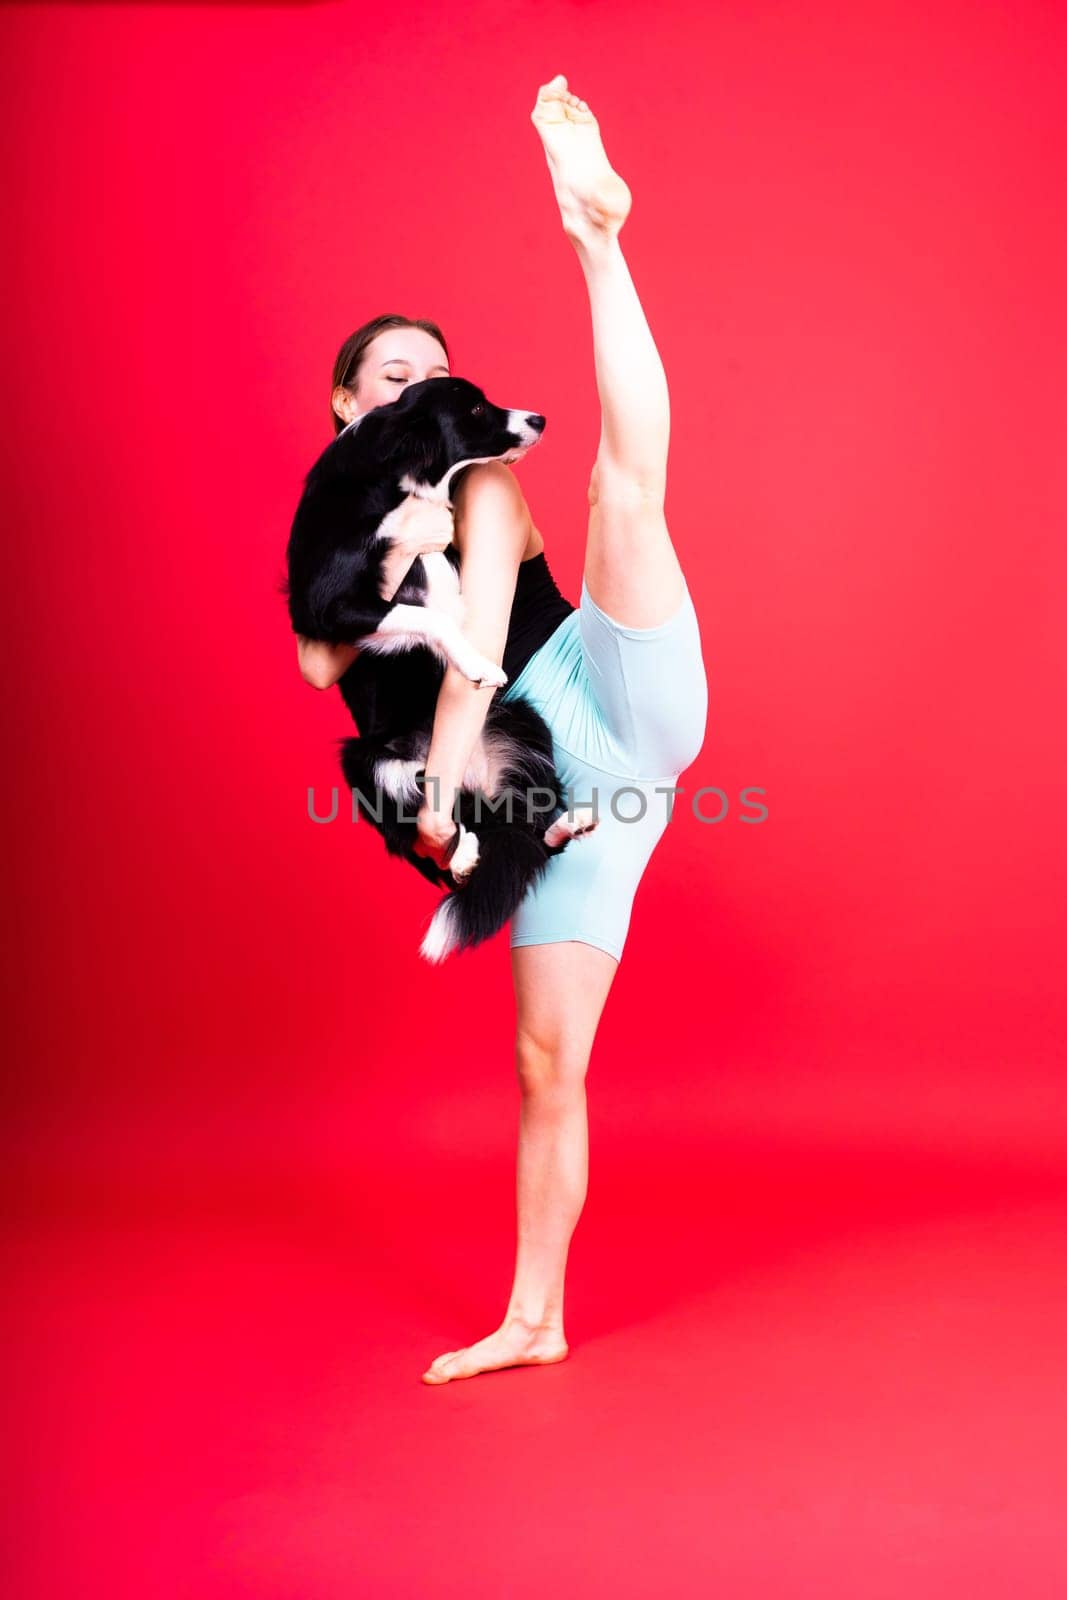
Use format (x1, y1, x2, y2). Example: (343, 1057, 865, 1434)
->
(419, 896, 461, 964)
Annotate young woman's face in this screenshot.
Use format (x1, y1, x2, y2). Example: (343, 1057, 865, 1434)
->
(335, 327, 451, 424)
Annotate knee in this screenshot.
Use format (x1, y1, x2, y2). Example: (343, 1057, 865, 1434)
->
(515, 1028, 589, 1105)
(589, 455, 667, 508)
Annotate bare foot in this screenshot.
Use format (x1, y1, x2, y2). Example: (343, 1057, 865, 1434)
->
(421, 1317, 569, 1384)
(530, 73, 632, 245)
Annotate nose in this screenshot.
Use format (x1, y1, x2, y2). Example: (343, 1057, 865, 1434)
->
(525, 414, 546, 433)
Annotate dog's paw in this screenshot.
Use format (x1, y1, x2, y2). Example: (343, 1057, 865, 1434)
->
(449, 824, 481, 883)
(473, 660, 508, 689)
(544, 808, 599, 848)
(456, 649, 508, 688)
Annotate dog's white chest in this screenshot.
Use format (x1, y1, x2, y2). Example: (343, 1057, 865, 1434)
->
(421, 551, 464, 623)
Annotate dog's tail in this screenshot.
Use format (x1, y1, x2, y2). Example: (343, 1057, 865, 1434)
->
(419, 828, 550, 964)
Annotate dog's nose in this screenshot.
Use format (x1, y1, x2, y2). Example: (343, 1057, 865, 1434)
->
(525, 414, 546, 433)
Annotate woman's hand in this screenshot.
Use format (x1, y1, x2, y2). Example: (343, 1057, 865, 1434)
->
(412, 794, 472, 881)
(413, 798, 458, 868)
(379, 496, 455, 602)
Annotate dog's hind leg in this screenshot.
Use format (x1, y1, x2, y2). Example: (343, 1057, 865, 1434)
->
(339, 736, 446, 889)
(543, 809, 599, 849)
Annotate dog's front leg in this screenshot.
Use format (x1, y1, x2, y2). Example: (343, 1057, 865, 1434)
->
(365, 605, 508, 688)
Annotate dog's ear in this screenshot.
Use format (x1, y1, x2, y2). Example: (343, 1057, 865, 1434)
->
(378, 407, 440, 478)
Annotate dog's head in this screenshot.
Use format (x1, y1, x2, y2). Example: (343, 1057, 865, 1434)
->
(340, 377, 546, 504)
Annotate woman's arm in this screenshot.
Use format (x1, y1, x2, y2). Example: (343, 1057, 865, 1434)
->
(297, 635, 360, 690)
(414, 462, 532, 866)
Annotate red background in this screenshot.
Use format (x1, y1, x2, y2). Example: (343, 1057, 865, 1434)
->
(3, 1, 1066, 1595)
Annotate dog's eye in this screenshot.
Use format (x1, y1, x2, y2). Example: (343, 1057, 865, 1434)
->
(470, 403, 486, 416)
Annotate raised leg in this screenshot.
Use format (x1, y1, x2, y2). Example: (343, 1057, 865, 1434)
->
(579, 239, 686, 627)
(421, 941, 618, 1383)
(531, 73, 687, 629)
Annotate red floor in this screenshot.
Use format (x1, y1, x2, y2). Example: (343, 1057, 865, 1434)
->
(7, 1123, 1066, 1598)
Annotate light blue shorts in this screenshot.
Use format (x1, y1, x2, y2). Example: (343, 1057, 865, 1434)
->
(499, 576, 708, 963)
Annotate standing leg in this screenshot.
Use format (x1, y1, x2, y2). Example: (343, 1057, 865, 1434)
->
(421, 941, 617, 1383)
(531, 73, 687, 629)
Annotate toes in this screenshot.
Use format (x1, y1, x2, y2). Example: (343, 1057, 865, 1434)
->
(422, 1343, 487, 1384)
(536, 73, 567, 102)
(533, 75, 594, 120)
(422, 1351, 457, 1383)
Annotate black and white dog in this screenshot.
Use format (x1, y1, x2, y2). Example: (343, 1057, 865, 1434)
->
(284, 377, 597, 962)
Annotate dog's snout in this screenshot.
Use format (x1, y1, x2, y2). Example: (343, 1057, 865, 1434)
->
(504, 409, 547, 457)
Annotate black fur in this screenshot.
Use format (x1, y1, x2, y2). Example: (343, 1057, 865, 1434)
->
(284, 378, 594, 961)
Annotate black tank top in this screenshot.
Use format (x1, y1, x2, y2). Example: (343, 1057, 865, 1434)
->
(502, 551, 577, 682)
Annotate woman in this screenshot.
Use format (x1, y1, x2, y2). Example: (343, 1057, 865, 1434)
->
(297, 74, 708, 1384)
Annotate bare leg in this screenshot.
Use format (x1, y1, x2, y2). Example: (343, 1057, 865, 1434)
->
(532, 73, 686, 629)
(421, 942, 617, 1383)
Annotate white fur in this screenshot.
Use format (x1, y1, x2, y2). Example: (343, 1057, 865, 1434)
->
(448, 823, 481, 881)
(544, 807, 599, 848)
(461, 727, 521, 794)
(374, 756, 424, 806)
(360, 603, 507, 686)
(373, 515, 463, 621)
(420, 897, 461, 964)
(419, 551, 464, 622)
(372, 500, 408, 543)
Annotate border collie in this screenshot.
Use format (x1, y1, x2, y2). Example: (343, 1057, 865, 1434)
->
(283, 377, 597, 962)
